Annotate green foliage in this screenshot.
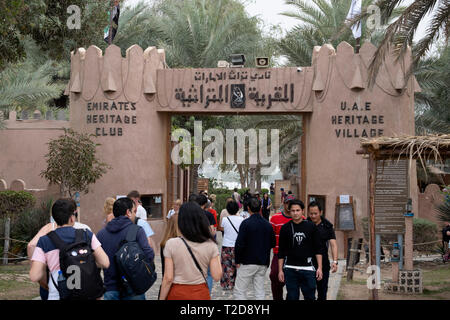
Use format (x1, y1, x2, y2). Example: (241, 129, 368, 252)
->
(154, 0, 274, 68)
(414, 45, 450, 134)
(113, 1, 164, 57)
(18, 0, 109, 62)
(436, 186, 450, 223)
(0, 191, 36, 220)
(279, 0, 359, 67)
(413, 218, 438, 252)
(8, 199, 53, 258)
(0, 0, 28, 69)
(40, 128, 111, 198)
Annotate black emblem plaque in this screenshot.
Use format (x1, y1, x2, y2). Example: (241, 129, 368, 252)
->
(230, 84, 245, 108)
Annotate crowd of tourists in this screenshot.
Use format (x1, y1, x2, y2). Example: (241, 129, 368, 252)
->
(27, 188, 338, 301)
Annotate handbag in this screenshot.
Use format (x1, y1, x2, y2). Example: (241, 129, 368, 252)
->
(179, 237, 207, 283)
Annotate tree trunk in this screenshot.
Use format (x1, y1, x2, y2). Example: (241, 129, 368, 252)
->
(249, 165, 256, 194)
(256, 163, 262, 192)
(192, 163, 200, 194)
(237, 164, 245, 189)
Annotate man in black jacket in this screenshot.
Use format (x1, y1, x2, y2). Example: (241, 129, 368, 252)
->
(307, 201, 338, 300)
(278, 199, 322, 301)
(234, 197, 276, 300)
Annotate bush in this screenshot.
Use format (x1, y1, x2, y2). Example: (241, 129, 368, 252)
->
(8, 199, 53, 260)
(413, 218, 438, 252)
(0, 191, 36, 220)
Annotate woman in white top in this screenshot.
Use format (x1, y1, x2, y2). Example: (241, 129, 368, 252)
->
(220, 200, 244, 290)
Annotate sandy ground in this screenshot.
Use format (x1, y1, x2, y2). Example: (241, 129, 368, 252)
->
(338, 260, 450, 300)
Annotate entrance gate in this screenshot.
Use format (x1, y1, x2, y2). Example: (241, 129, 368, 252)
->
(67, 42, 419, 257)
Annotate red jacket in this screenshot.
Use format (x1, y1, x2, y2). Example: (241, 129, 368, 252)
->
(269, 211, 291, 255)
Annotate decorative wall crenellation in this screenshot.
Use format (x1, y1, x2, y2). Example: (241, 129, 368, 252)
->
(66, 42, 420, 107)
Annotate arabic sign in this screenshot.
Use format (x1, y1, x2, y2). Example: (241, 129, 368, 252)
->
(155, 67, 314, 113)
(375, 160, 408, 234)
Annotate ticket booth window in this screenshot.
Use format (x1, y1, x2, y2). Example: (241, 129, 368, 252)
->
(141, 194, 163, 219)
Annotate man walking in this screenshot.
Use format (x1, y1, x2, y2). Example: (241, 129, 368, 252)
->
(127, 190, 147, 220)
(278, 199, 323, 301)
(97, 197, 154, 300)
(29, 199, 110, 300)
(269, 194, 294, 300)
(234, 197, 276, 300)
(307, 201, 338, 300)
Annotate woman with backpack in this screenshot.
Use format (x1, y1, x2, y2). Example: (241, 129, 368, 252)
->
(159, 202, 222, 300)
(219, 200, 243, 290)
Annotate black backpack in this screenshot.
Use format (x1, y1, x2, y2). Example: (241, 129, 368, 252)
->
(115, 224, 157, 295)
(47, 229, 105, 300)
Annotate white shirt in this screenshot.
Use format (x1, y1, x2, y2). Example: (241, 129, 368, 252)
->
(136, 205, 147, 220)
(73, 222, 91, 231)
(167, 209, 176, 219)
(221, 215, 244, 247)
(240, 211, 250, 219)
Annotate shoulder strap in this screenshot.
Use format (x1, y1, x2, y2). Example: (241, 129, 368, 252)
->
(50, 272, 59, 290)
(126, 224, 140, 242)
(74, 228, 88, 244)
(226, 216, 239, 234)
(179, 237, 207, 283)
(47, 231, 67, 251)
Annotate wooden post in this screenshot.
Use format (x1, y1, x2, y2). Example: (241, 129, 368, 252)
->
(368, 154, 378, 300)
(2, 218, 10, 265)
(392, 261, 399, 283)
(347, 238, 359, 281)
(404, 216, 414, 270)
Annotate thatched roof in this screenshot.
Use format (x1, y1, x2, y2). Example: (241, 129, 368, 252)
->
(358, 134, 450, 170)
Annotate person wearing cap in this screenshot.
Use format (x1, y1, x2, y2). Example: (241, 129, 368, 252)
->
(268, 194, 295, 300)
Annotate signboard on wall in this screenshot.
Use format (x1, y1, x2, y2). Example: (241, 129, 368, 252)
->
(374, 160, 408, 234)
(335, 196, 356, 231)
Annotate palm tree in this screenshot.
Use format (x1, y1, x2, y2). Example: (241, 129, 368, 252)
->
(279, 0, 406, 67)
(414, 44, 450, 134)
(350, 0, 449, 83)
(113, 1, 164, 57)
(0, 39, 64, 127)
(279, 0, 370, 66)
(154, 0, 271, 68)
(151, 0, 277, 192)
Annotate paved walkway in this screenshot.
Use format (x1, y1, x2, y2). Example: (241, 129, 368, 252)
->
(146, 231, 345, 300)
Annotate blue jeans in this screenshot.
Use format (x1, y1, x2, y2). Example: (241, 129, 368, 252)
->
(103, 290, 146, 300)
(284, 268, 316, 301)
(207, 268, 213, 294)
